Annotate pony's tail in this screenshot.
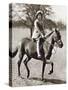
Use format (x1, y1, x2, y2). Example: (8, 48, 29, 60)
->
(9, 47, 18, 58)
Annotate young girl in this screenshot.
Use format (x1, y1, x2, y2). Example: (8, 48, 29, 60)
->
(32, 10, 45, 58)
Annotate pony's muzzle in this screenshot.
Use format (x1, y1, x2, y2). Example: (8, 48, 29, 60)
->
(59, 40, 63, 48)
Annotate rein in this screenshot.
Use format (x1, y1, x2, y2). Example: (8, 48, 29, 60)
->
(44, 31, 58, 47)
(44, 31, 54, 47)
(44, 31, 54, 40)
(44, 31, 58, 55)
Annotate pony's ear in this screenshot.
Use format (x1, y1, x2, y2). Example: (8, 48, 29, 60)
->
(55, 28, 59, 32)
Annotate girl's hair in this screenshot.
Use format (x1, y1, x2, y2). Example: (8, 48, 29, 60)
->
(36, 13, 43, 18)
(36, 10, 43, 18)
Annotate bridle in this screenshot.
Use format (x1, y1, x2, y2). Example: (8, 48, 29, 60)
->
(44, 30, 62, 48)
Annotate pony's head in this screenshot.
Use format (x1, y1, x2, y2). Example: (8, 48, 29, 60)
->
(53, 28, 63, 48)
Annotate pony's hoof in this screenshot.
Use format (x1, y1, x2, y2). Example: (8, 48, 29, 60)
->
(27, 75, 29, 78)
(48, 70, 53, 75)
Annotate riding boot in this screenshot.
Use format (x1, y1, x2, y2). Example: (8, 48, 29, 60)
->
(37, 39, 41, 58)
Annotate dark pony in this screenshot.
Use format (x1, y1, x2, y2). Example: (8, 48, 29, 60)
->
(9, 29, 63, 80)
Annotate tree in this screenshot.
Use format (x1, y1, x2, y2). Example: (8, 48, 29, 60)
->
(9, 4, 56, 37)
(22, 4, 54, 37)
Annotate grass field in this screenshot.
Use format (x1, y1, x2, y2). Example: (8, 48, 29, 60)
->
(10, 27, 66, 86)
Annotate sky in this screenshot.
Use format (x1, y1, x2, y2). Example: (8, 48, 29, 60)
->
(50, 5, 66, 24)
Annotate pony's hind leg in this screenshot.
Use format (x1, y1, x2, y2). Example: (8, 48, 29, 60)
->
(17, 53, 23, 76)
(24, 57, 31, 78)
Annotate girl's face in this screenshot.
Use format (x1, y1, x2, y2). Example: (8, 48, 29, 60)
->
(37, 14, 42, 20)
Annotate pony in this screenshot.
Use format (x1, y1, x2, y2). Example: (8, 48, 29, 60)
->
(9, 29, 63, 80)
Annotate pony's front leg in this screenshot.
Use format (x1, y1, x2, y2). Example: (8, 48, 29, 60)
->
(49, 62, 53, 74)
(46, 61, 54, 74)
(42, 59, 46, 80)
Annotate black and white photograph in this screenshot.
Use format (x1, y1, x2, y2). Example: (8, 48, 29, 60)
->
(9, 3, 66, 87)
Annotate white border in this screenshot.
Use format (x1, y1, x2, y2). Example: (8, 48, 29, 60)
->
(0, 0, 68, 90)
